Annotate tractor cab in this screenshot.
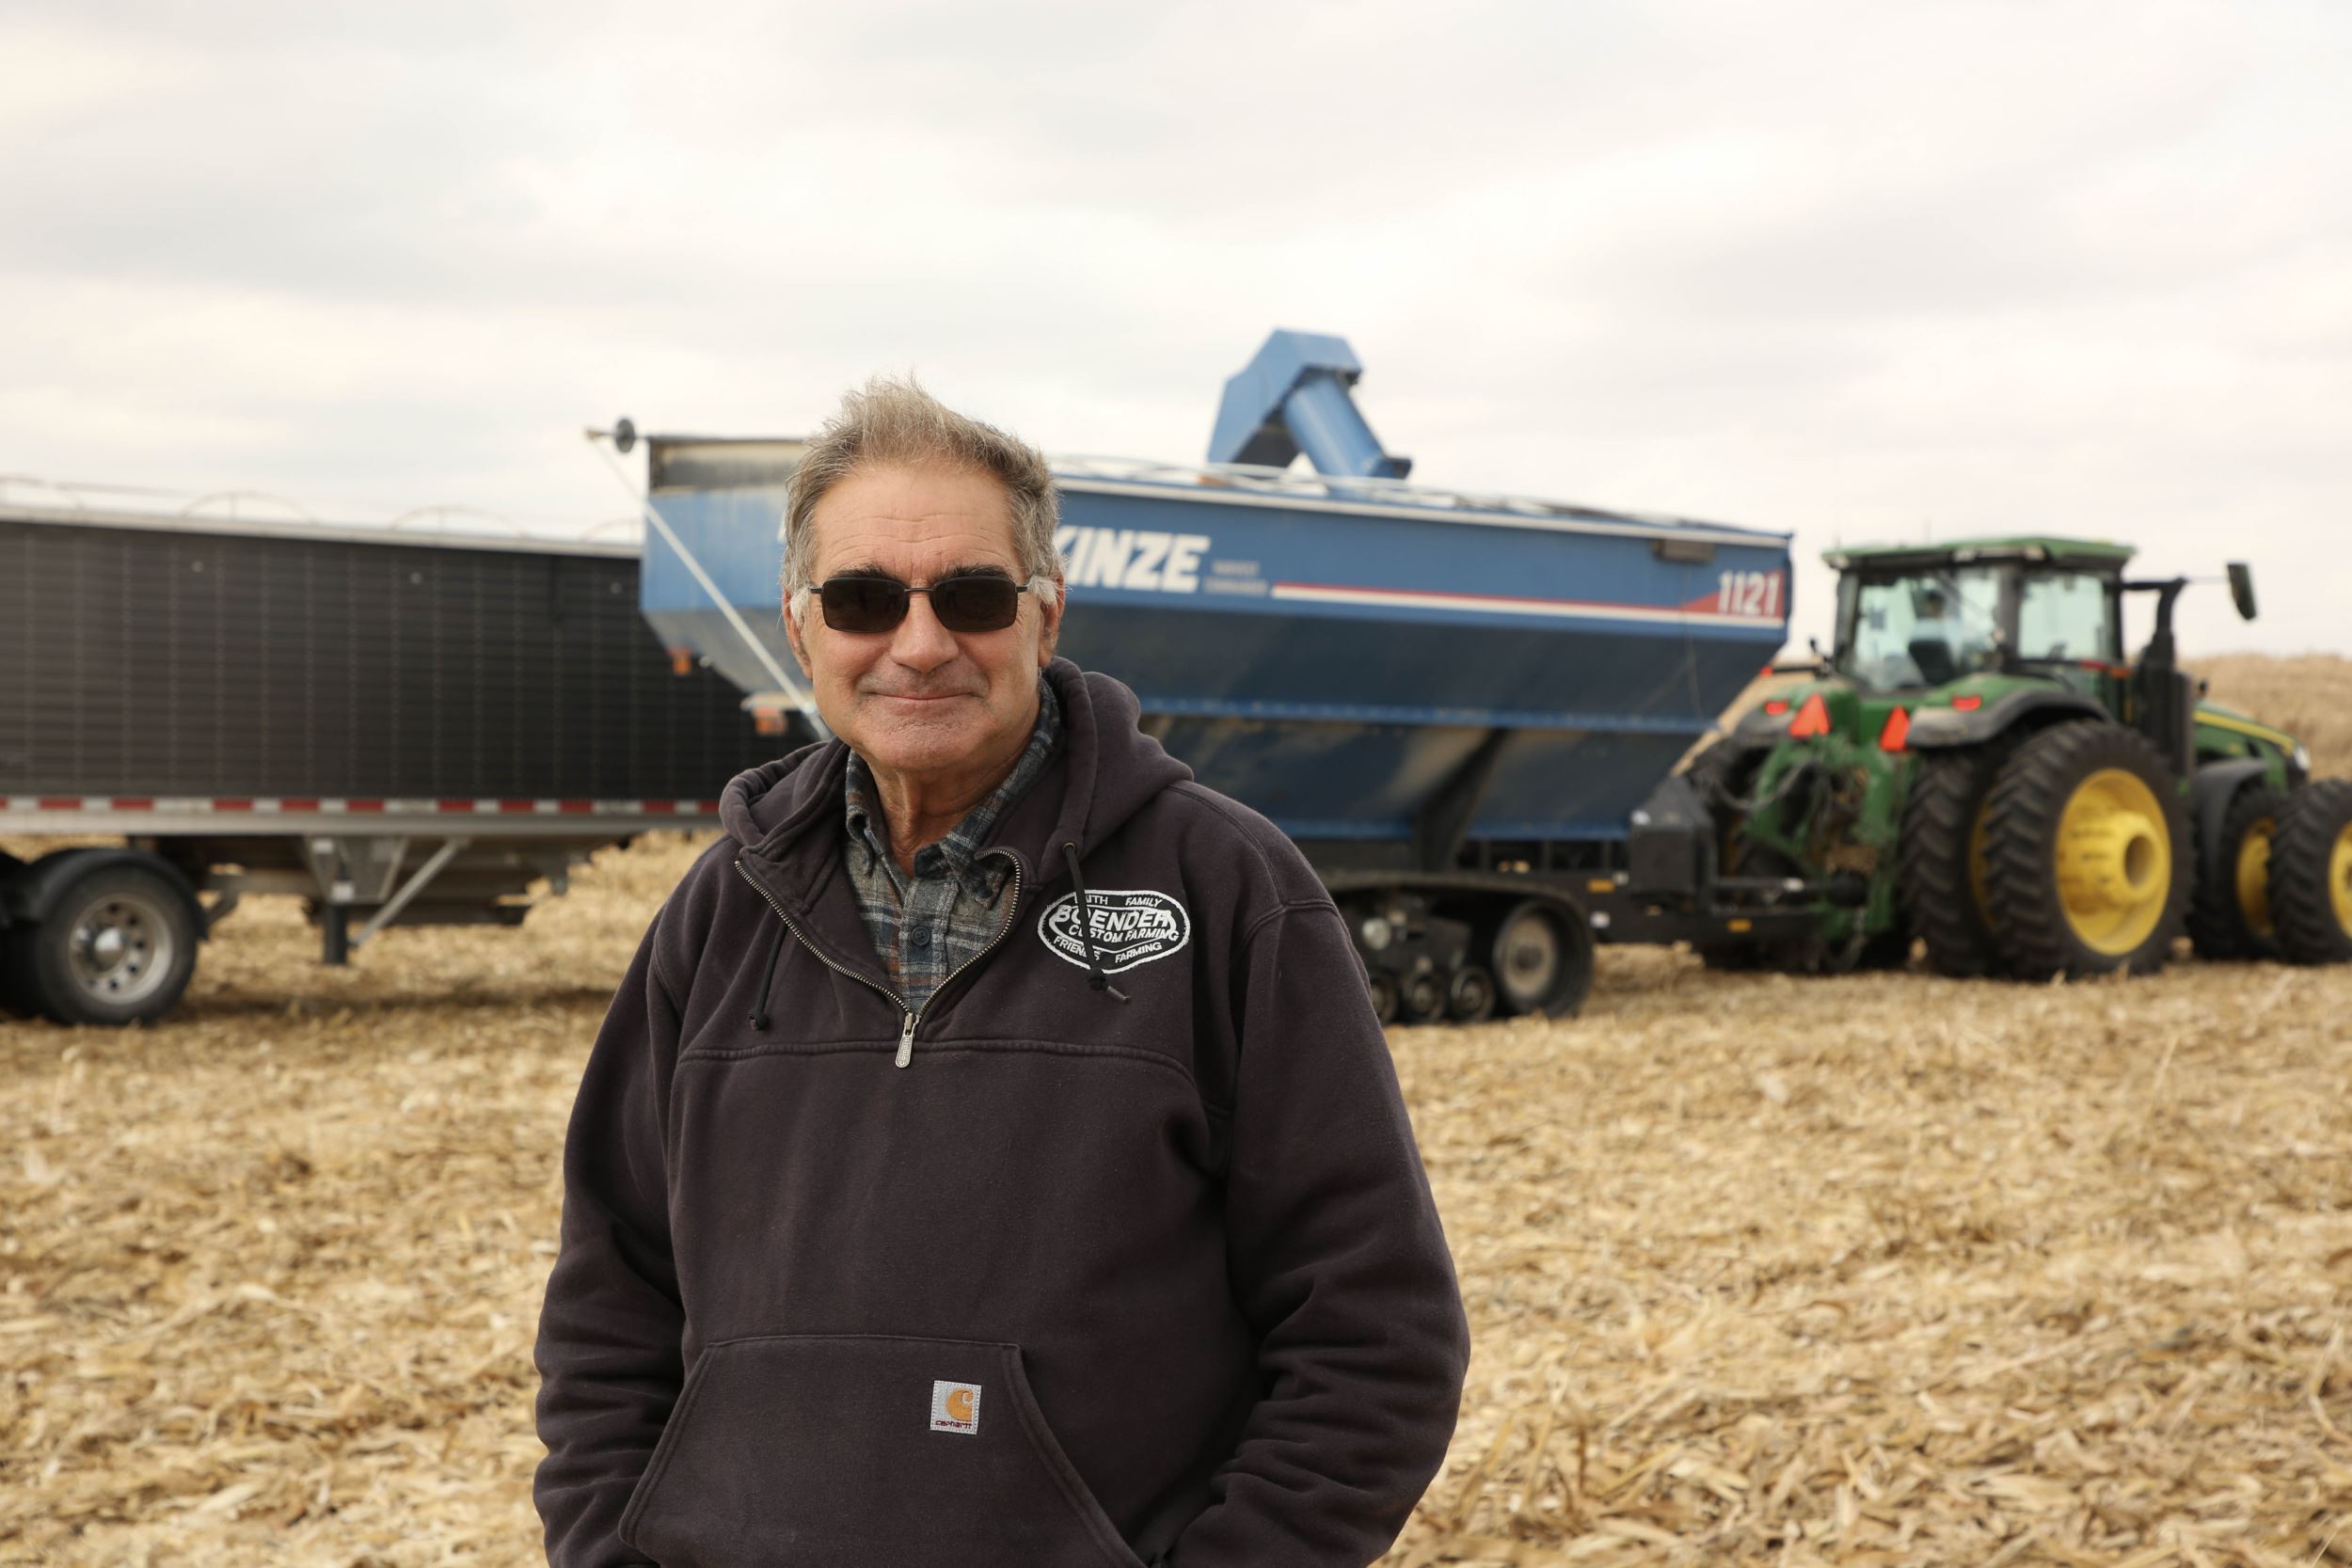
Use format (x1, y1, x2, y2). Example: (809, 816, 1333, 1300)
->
(1825, 537, 2132, 697)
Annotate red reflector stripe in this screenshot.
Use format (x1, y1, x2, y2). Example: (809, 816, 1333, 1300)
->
(111, 797, 154, 810)
(437, 799, 476, 813)
(558, 800, 594, 815)
(1952, 695, 1983, 711)
(281, 798, 320, 812)
(1764, 700, 1790, 716)
(349, 800, 386, 812)
(498, 800, 536, 814)
(215, 798, 254, 811)
(38, 796, 81, 810)
(644, 800, 677, 815)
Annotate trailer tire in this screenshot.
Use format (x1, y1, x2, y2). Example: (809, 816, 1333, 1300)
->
(23, 863, 200, 1026)
(2185, 782, 2287, 961)
(2268, 778, 2352, 965)
(1490, 898, 1594, 1019)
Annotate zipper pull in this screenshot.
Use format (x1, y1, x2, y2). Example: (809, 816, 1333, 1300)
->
(896, 1012, 915, 1069)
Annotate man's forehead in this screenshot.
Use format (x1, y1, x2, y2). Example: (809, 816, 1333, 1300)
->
(806, 463, 1020, 571)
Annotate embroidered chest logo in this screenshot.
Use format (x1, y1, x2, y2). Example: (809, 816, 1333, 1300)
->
(1038, 889, 1192, 974)
(930, 1379, 982, 1435)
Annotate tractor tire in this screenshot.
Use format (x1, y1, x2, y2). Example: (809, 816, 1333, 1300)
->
(1980, 721, 2191, 979)
(1897, 744, 2014, 977)
(2185, 782, 2288, 961)
(2268, 778, 2352, 966)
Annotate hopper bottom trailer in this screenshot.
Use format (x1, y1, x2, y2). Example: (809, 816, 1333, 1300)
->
(0, 501, 781, 1025)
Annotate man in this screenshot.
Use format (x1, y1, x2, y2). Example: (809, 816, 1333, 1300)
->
(532, 378, 1470, 1568)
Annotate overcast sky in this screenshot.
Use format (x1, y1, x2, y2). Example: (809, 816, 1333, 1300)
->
(4, 0, 2346, 657)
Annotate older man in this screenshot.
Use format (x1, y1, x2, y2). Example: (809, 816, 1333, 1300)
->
(532, 379, 1470, 1568)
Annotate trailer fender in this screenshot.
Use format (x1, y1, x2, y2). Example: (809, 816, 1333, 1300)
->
(1905, 689, 2106, 751)
(1, 847, 208, 941)
(2188, 759, 2269, 889)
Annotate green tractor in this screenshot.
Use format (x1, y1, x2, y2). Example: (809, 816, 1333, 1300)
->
(1627, 537, 2352, 977)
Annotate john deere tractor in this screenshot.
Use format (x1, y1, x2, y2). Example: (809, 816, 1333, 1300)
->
(1628, 537, 2352, 978)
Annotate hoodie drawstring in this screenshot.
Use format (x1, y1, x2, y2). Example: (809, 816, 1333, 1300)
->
(748, 920, 789, 1030)
(1060, 840, 1130, 1004)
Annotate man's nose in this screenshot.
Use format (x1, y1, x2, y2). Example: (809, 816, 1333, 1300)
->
(886, 590, 960, 669)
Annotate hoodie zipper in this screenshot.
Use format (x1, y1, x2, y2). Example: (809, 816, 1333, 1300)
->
(733, 854, 1024, 1069)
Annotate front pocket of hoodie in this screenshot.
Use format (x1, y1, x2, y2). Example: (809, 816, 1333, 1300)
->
(616, 1333, 1146, 1568)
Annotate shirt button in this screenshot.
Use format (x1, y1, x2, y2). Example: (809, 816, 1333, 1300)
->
(911, 929, 930, 949)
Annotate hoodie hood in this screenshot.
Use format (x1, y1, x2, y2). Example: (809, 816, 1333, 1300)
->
(717, 657, 1192, 894)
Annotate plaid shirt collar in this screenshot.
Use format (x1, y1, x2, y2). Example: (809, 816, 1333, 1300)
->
(842, 673, 1062, 889)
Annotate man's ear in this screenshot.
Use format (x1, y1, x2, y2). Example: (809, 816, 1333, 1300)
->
(783, 593, 814, 677)
(1035, 575, 1066, 665)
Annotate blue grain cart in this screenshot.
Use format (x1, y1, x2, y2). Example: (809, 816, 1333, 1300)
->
(621, 332, 1795, 1021)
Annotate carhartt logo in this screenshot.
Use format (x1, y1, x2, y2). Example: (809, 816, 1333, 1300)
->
(1037, 889, 1191, 974)
(930, 1380, 981, 1435)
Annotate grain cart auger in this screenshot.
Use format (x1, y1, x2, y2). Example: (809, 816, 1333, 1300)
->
(1627, 537, 2352, 978)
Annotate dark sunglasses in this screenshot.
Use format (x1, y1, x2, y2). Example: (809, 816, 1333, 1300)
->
(816, 572, 1036, 635)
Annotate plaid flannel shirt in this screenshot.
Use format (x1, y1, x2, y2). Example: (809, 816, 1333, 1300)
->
(841, 675, 1062, 1013)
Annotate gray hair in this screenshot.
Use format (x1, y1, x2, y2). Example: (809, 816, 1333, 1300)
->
(782, 375, 1063, 621)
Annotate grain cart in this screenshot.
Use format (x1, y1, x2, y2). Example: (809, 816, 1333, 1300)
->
(0, 498, 782, 1025)
(618, 329, 1799, 1022)
(1627, 537, 2352, 976)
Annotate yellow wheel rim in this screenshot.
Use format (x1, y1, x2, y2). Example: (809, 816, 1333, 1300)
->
(2332, 821, 2352, 932)
(2054, 768, 2172, 956)
(2234, 816, 2275, 938)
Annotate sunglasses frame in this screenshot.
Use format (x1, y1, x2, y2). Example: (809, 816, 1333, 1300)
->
(811, 571, 1048, 635)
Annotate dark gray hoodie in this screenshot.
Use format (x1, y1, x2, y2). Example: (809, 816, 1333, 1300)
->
(532, 658, 1470, 1568)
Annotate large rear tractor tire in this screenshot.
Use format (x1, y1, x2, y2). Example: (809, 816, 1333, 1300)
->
(1897, 744, 2014, 977)
(2186, 783, 2288, 961)
(1980, 721, 2191, 979)
(2268, 778, 2352, 966)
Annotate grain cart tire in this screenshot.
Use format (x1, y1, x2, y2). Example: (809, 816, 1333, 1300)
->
(1490, 898, 1594, 1018)
(24, 862, 201, 1026)
(1367, 974, 1400, 1025)
(0, 854, 40, 1019)
(1898, 744, 2015, 977)
(2268, 778, 2352, 965)
(1981, 721, 2191, 979)
(2185, 782, 2288, 961)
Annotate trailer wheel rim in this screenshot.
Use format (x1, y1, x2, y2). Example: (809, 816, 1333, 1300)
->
(66, 890, 179, 1008)
(1496, 908, 1560, 1008)
(2234, 816, 2276, 938)
(2053, 767, 2171, 956)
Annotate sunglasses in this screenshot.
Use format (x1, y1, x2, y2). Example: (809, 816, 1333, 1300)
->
(815, 572, 1038, 635)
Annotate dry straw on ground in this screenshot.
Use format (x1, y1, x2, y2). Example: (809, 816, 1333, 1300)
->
(4, 655, 2349, 1566)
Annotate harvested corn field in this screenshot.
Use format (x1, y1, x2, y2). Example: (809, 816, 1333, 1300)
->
(5, 655, 2351, 1566)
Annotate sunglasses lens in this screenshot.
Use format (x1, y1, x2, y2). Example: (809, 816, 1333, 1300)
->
(931, 576, 1022, 633)
(818, 578, 907, 633)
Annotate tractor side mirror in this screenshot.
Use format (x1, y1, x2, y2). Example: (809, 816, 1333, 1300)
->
(2227, 562, 2257, 622)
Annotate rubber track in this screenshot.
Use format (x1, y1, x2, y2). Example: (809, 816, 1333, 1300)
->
(1979, 721, 2190, 979)
(2268, 777, 2352, 965)
(2185, 782, 2286, 961)
(1897, 746, 2011, 978)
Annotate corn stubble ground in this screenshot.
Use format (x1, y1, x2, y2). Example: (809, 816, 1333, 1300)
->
(3, 656, 2349, 1567)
